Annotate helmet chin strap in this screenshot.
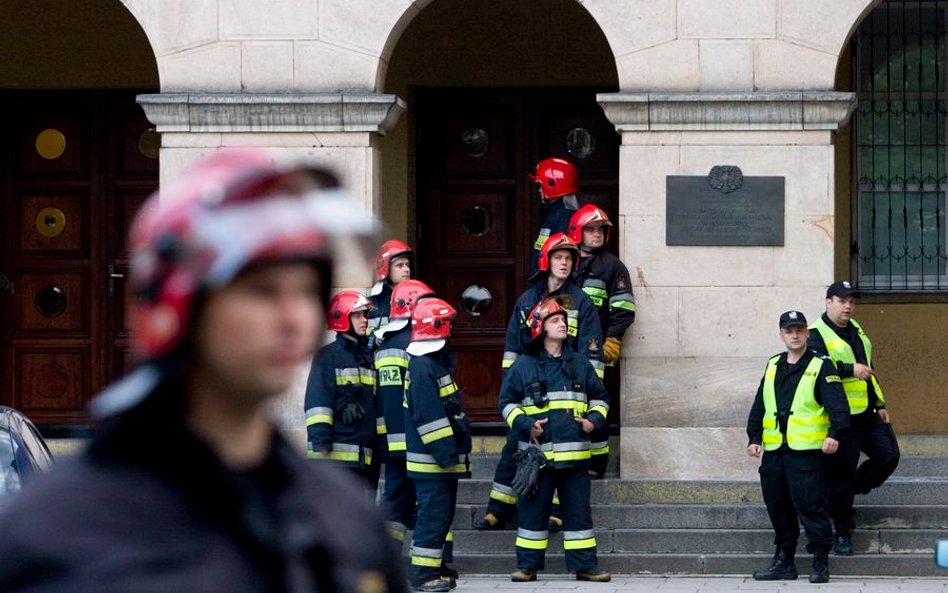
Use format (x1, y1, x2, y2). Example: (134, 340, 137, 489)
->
(562, 194, 579, 211)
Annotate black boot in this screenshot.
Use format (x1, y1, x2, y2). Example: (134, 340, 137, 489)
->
(809, 548, 830, 583)
(752, 549, 798, 581)
(833, 532, 854, 556)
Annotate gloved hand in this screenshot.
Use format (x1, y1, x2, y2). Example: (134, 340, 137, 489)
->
(603, 337, 622, 365)
(511, 444, 547, 499)
(339, 401, 366, 425)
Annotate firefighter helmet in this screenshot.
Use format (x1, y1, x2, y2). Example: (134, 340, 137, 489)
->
(530, 232, 579, 282)
(327, 290, 375, 333)
(567, 203, 613, 245)
(390, 279, 436, 320)
(529, 157, 579, 200)
(409, 297, 457, 343)
(526, 296, 570, 341)
(373, 239, 413, 283)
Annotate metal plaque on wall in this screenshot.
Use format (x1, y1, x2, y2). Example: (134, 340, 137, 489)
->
(666, 166, 784, 246)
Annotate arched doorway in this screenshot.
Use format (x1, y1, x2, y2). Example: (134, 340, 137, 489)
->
(0, 0, 159, 426)
(381, 0, 619, 424)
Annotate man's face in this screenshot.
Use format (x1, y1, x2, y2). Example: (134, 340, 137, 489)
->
(388, 256, 411, 285)
(582, 225, 605, 250)
(780, 325, 809, 352)
(549, 250, 574, 280)
(826, 295, 856, 325)
(193, 262, 322, 402)
(349, 309, 368, 336)
(543, 312, 569, 342)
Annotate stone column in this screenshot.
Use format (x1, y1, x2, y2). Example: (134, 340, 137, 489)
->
(598, 92, 855, 480)
(137, 92, 406, 449)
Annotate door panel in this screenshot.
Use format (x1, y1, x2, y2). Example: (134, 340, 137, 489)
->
(0, 91, 157, 425)
(417, 88, 620, 424)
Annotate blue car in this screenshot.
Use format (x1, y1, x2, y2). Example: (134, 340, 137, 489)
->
(0, 406, 53, 495)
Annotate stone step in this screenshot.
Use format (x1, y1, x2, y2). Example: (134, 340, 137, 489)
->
(448, 552, 946, 577)
(449, 527, 947, 555)
(892, 456, 948, 478)
(449, 504, 948, 531)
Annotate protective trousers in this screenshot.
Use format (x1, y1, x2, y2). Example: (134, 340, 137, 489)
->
(485, 432, 519, 521)
(410, 478, 458, 586)
(515, 465, 597, 572)
(382, 457, 416, 544)
(825, 412, 900, 535)
(759, 449, 832, 553)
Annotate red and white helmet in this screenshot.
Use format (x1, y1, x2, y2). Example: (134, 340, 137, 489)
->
(531, 232, 579, 282)
(373, 239, 413, 283)
(390, 279, 435, 320)
(409, 298, 457, 343)
(567, 203, 612, 245)
(526, 296, 569, 341)
(529, 157, 578, 200)
(327, 290, 375, 333)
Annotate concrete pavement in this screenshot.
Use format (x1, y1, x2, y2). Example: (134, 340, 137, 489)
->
(453, 575, 948, 593)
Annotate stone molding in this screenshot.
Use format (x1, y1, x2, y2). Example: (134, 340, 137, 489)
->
(136, 93, 407, 135)
(597, 91, 856, 132)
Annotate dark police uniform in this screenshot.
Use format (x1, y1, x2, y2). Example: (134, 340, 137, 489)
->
(574, 247, 635, 476)
(485, 280, 603, 524)
(746, 350, 849, 559)
(807, 313, 900, 541)
(499, 347, 609, 574)
(405, 351, 471, 587)
(304, 334, 379, 486)
(529, 198, 579, 280)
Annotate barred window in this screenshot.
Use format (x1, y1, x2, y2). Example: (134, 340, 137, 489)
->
(855, 0, 948, 291)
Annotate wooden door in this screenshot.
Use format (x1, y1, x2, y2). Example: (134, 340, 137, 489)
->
(0, 92, 158, 426)
(416, 88, 619, 424)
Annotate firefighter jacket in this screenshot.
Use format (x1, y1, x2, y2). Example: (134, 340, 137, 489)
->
(304, 334, 379, 469)
(574, 248, 636, 339)
(529, 197, 579, 279)
(502, 279, 604, 379)
(405, 350, 472, 480)
(807, 313, 886, 415)
(367, 280, 393, 350)
(374, 325, 411, 459)
(499, 347, 609, 468)
(746, 350, 849, 451)
(0, 382, 408, 593)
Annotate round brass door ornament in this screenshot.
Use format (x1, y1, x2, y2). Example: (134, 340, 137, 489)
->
(138, 128, 161, 159)
(35, 207, 66, 238)
(35, 128, 66, 160)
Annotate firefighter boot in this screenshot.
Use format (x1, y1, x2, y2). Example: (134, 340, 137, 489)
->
(833, 533, 854, 556)
(809, 548, 830, 584)
(473, 512, 504, 531)
(752, 549, 798, 581)
(510, 569, 537, 582)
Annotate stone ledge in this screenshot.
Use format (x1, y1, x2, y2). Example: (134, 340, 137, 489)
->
(137, 93, 406, 135)
(598, 91, 855, 131)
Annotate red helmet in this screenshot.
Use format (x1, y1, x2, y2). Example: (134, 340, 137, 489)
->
(374, 239, 413, 283)
(567, 203, 613, 245)
(390, 279, 435, 320)
(327, 290, 375, 333)
(526, 296, 569, 341)
(128, 149, 374, 361)
(529, 157, 578, 200)
(533, 233, 579, 280)
(410, 297, 457, 343)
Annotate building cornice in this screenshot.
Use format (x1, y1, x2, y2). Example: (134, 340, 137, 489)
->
(597, 91, 856, 132)
(136, 93, 406, 135)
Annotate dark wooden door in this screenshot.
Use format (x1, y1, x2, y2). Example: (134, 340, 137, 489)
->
(416, 88, 619, 424)
(0, 91, 158, 426)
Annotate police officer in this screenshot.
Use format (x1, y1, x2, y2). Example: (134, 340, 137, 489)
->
(746, 310, 850, 584)
(528, 157, 581, 280)
(500, 297, 611, 583)
(475, 234, 603, 530)
(567, 203, 636, 478)
(368, 239, 414, 348)
(304, 290, 379, 487)
(405, 298, 472, 592)
(807, 281, 900, 556)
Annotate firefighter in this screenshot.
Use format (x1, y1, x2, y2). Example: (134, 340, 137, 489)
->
(500, 297, 611, 583)
(475, 233, 602, 531)
(807, 281, 900, 556)
(304, 290, 379, 488)
(528, 157, 581, 280)
(0, 151, 407, 592)
(405, 298, 472, 592)
(368, 239, 414, 348)
(746, 310, 850, 584)
(567, 203, 636, 478)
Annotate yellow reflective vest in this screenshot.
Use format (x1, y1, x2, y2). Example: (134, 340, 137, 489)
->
(809, 317, 885, 414)
(761, 355, 830, 451)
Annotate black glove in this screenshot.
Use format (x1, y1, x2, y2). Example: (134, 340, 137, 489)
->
(511, 444, 547, 499)
(339, 400, 366, 425)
